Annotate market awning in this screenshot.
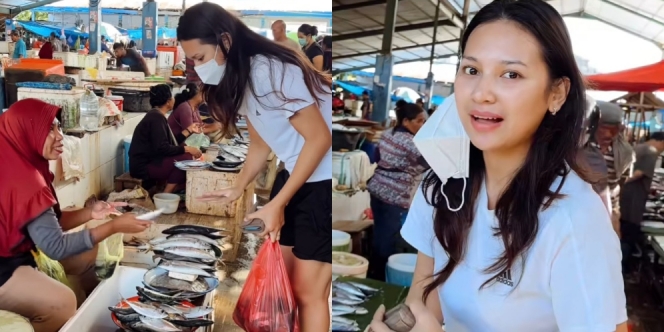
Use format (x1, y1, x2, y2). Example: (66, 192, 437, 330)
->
(586, 60, 664, 92)
(16, 20, 87, 39)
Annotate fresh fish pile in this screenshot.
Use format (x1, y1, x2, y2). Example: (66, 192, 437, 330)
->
(112, 225, 226, 331)
(331, 281, 380, 331)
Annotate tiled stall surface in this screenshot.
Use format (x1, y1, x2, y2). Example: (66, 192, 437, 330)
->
(51, 113, 145, 208)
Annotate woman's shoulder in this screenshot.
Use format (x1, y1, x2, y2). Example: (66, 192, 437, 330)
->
(541, 170, 613, 238)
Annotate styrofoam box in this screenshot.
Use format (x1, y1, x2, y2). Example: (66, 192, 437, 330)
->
(59, 266, 147, 332)
(58, 265, 215, 332)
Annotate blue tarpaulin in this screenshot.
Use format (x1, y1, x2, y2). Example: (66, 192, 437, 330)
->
(15, 21, 89, 40)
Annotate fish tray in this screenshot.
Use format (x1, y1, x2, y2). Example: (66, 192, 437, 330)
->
(59, 266, 215, 332)
(117, 223, 234, 266)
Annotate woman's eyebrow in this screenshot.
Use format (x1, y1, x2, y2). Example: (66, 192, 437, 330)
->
(463, 55, 526, 67)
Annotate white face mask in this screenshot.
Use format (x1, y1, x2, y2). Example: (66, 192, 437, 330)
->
(413, 93, 470, 212)
(194, 45, 226, 85)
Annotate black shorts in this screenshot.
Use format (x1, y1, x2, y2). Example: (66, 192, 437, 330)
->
(270, 169, 332, 264)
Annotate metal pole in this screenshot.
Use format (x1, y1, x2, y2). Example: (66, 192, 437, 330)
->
(429, 0, 441, 73)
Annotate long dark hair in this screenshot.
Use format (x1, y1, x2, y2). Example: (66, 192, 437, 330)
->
(174, 83, 200, 110)
(393, 103, 423, 134)
(176, 3, 331, 135)
(421, 0, 592, 301)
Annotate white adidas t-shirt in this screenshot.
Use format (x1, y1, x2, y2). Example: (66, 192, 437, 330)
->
(238, 55, 332, 182)
(401, 170, 627, 332)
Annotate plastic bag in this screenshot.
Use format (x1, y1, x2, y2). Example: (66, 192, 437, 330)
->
(185, 133, 211, 149)
(95, 232, 124, 280)
(233, 241, 299, 332)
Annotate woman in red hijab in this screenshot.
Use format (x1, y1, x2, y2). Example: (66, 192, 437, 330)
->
(0, 99, 153, 332)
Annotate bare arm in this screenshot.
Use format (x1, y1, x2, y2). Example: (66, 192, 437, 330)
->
(59, 207, 92, 232)
(312, 55, 324, 71)
(270, 105, 331, 207)
(233, 119, 273, 190)
(616, 322, 628, 332)
(405, 252, 444, 324)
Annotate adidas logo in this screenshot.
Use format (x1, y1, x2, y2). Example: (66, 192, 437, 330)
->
(497, 269, 513, 287)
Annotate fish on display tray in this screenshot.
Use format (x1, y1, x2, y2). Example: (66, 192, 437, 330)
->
(329, 280, 380, 330)
(113, 223, 225, 331)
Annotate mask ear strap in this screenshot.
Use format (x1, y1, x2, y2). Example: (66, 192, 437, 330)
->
(441, 176, 466, 212)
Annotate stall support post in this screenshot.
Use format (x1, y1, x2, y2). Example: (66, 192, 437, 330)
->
(371, 0, 398, 125)
(142, 0, 158, 58)
(88, 0, 101, 54)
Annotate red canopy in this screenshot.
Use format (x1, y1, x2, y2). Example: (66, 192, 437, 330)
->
(586, 60, 664, 92)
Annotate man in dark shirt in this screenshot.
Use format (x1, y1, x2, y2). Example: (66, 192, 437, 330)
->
(620, 132, 664, 273)
(113, 42, 151, 76)
(361, 91, 373, 120)
(322, 36, 331, 73)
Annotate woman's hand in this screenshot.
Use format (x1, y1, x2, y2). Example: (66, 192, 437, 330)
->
(187, 123, 202, 134)
(197, 186, 243, 205)
(90, 201, 127, 220)
(245, 202, 285, 243)
(110, 213, 152, 234)
(184, 146, 203, 158)
(369, 302, 443, 332)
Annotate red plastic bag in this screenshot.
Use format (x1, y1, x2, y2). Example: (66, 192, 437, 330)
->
(233, 241, 299, 332)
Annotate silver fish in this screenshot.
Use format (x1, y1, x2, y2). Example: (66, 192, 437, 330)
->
(332, 316, 359, 326)
(335, 291, 364, 302)
(119, 294, 167, 319)
(157, 259, 216, 272)
(149, 274, 209, 293)
(140, 239, 212, 252)
(331, 304, 368, 316)
(332, 297, 365, 306)
(157, 303, 213, 318)
(166, 233, 224, 246)
(347, 281, 379, 294)
(331, 321, 360, 331)
(158, 261, 215, 278)
(164, 247, 216, 260)
(139, 316, 182, 332)
(334, 282, 365, 298)
(137, 286, 183, 302)
(149, 236, 170, 245)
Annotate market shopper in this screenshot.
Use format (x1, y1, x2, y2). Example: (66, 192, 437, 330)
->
(370, 0, 627, 331)
(583, 100, 635, 235)
(271, 20, 301, 52)
(129, 84, 203, 193)
(11, 30, 26, 59)
(0, 98, 152, 332)
(297, 24, 324, 71)
(367, 102, 428, 281)
(169, 83, 224, 143)
(177, 3, 332, 331)
(113, 42, 151, 76)
(620, 132, 664, 274)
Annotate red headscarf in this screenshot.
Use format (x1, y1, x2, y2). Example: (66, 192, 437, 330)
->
(0, 99, 61, 257)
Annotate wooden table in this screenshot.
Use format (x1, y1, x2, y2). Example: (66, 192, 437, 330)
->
(333, 219, 373, 256)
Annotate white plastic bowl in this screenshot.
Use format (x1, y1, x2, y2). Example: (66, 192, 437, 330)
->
(152, 193, 180, 214)
(332, 230, 351, 252)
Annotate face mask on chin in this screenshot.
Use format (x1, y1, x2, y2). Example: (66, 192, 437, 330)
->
(413, 93, 469, 212)
(194, 45, 226, 86)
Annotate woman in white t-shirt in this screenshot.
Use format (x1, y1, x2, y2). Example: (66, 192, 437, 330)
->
(370, 0, 627, 331)
(177, 3, 333, 331)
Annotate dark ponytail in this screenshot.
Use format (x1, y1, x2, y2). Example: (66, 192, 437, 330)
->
(174, 83, 200, 110)
(298, 24, 318, 37)
(393, 103, 423, 133)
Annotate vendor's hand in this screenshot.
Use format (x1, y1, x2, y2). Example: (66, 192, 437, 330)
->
(369, 302, 443, 332)
(187, 123, 202, 134)
(90, 201, 127, 220)
(247, 202, 284, 243)
(110, 213, 152, 234)
(197, 186, 243, 204)
(184, 146, 203, 158)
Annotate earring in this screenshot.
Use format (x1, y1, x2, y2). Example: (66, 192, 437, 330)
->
(551, 107, 558, 115)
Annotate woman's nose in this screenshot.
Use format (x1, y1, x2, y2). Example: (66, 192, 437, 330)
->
(471, 76, 497, 105)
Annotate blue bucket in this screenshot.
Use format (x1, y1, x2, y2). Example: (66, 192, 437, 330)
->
(386, 253, 417, 287)
(123, 135, 132, 173)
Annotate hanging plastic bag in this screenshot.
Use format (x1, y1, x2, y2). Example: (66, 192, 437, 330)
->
(233, 241, 299, 332)
(95, 231, 124, 280)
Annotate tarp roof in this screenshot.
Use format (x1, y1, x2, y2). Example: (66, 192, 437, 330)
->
(333, 0, 664, 73)
(0, 0, 62, 16)
(586, 60, 664, 91)
(44, 0, 331, 13)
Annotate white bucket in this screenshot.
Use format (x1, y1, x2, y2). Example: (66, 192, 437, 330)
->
(153, 193, 181, 214)
(332, 251, 369, 279)
(332, 230, 351, 252)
